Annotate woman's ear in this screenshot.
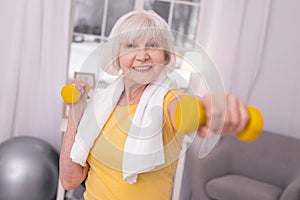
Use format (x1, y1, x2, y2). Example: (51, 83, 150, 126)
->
(164, 52, 170, 65)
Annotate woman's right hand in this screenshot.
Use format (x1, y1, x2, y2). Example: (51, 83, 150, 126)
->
(67, 79, 89, 128)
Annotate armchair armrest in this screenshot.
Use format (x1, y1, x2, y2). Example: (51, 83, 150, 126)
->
(280, 179, 300, 200)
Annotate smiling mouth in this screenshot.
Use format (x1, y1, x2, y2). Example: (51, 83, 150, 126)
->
(133, 65, 152, 72)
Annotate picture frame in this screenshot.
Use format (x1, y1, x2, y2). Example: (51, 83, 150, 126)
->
(74, 72, 96, 89)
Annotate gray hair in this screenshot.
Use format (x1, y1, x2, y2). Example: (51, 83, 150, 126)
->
(102, 10, 176, 75)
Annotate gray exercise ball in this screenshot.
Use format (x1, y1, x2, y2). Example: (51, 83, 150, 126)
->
(0, 136, 59, 200)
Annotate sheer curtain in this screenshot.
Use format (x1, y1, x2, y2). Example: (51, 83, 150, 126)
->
(197, 0, 271, 102)
(0, 0, 73, 150)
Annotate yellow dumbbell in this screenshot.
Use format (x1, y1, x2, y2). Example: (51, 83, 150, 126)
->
(174, 96, 206, 133)
(61, 83, 90, 104)
(174, 96, 263, 142)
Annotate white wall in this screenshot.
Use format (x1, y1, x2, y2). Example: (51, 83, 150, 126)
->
(248, 0, 300, 139)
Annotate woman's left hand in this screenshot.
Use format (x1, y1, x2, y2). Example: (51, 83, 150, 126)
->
(197, 94, 249, 138)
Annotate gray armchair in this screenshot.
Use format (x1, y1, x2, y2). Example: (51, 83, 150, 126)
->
(179, 131, 300, 200)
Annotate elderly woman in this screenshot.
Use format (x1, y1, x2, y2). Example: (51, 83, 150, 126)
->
(60, 10, 249, 200)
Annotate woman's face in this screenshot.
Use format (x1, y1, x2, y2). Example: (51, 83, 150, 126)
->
(118, 36, 166, 86)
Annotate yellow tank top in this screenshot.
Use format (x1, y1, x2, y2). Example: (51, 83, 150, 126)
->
(84, 89, 185, 200)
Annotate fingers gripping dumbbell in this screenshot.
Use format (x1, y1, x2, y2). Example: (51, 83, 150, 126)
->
(174, 96, 264, 142)
(61, 82, 90, 104)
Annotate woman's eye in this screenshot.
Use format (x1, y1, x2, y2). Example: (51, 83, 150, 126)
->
(147, 43, 158, 48)
(126, 43, 135, 48)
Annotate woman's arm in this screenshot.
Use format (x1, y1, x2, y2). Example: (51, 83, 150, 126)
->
(59, 80, 90, 190)
(59, 115, 89, 190)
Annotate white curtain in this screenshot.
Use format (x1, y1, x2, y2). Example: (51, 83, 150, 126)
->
(0, 0, 73, 150)
(197, 0, 271, 102)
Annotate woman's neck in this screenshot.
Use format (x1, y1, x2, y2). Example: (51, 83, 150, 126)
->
(119, 81, 148, 106)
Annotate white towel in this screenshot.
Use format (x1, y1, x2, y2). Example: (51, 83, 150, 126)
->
(70, 70, 176, 183)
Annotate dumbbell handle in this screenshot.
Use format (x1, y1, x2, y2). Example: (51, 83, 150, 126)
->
(174, 96, 264, 142)
(61, 83, 90, 104)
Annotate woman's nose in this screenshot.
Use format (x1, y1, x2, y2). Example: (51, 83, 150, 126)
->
(135, 48, 149, 61)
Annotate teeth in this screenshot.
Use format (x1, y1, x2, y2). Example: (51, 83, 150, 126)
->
(134, 65, 152, 71)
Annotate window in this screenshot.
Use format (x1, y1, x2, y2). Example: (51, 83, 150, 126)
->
(73, 0, 135, 42)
